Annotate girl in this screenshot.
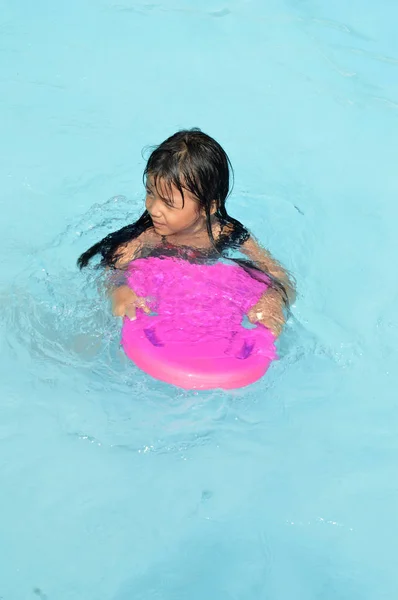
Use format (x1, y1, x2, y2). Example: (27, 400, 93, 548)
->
(78, 129, 295, 337)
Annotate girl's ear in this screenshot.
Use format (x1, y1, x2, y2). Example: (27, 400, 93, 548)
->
(201, 200, 218, 217)
(210, 200, 218, 215)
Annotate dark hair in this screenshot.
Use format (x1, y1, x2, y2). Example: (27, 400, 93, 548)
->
(78, 129, 289, 304)
(77, 129, 248, 268)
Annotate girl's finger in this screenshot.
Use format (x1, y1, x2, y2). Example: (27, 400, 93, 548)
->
(262, 317, 283, 337)
(112, 303, 124, 317)
(142, 303, 152, 315)
(125, 303, 137, 321)
(247, 308, 260, 324)
(135, 297, 152, 315)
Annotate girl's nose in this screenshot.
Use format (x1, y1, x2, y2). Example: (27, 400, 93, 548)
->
(146, 197, 162, 217)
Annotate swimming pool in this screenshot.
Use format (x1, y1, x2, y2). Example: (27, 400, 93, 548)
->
(1, 0, 398, 597)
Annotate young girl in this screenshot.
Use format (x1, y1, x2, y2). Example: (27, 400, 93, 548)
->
(78, 129, 295, 337)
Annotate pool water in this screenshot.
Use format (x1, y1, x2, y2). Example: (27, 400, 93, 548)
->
(1, 0, 398, 598)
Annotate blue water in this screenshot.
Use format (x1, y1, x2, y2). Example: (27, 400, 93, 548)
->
(1, 0, 398, 598)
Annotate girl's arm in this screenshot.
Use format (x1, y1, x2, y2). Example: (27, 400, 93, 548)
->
(240, 235, 295, 337)
(105, 235, 151, 319)
(240, 235, 296, 304)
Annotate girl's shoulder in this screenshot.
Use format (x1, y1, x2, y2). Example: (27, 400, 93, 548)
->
(214, 218, 251, 250)
(114, 228, 158, 268)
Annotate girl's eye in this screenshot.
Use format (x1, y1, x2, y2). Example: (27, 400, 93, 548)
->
(146, 188, 153, 196)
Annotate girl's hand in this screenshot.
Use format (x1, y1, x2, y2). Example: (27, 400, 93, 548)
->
(111, 285, 151, 320)
(247, 289, 286, 337)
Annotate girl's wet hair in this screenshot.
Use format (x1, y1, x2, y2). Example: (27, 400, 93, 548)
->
(78, 129, 249, 268)
(78, 128, 289, 304)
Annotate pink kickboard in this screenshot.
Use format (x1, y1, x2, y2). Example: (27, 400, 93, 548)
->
(121, 257, 277, 389)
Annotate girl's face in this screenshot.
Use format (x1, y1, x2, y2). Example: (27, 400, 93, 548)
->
(145, 177, 206, 237)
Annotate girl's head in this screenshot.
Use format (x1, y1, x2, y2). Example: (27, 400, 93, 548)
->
(78, 129, 243, 269)
(77, 128, 289, 306)
(144, 129, 232, 237)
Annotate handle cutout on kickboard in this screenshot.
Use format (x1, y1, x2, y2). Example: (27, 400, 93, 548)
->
(144, 327, 164, 347)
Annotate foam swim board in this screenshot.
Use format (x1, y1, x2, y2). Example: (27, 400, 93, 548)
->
(121, 257, 276, 389)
